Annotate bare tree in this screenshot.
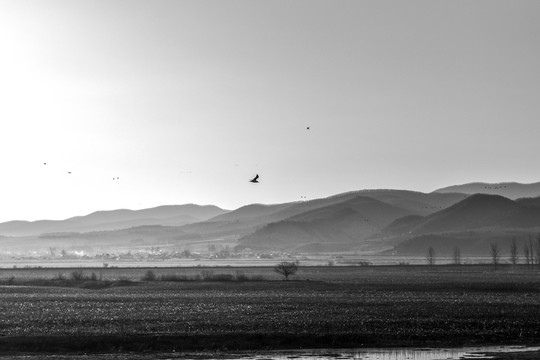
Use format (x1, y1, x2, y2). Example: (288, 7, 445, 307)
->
(536, 234, 540, 267)
(527, 236, 535, 267)
(524, 244, 531, 266)
(490, 242, 500, 268)
(510, 237, 518, 265)
(426, 247, 436, 266)
(274, 261, 298, 280)
(453, 246, 461, 265)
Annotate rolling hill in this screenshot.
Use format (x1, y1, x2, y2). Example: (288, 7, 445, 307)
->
(237, 195, 414, 251)
(4, 183, 540, 255)
(177, 190, 468, 243)
(515, 196, 540, 208)
(0, 189, 471, 253)
(386, 194, 540, 256)
(0, 204, 229, 237)
(433, 181, 540, 199)
(384, 193, 540, 235)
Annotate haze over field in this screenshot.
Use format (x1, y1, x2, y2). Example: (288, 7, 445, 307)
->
(1, 1, 540, 224)
(1, 181, 540, 258)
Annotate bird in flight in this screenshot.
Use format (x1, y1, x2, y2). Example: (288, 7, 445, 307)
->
(306, 126, 310, 130)
(250, 174, 259, 183)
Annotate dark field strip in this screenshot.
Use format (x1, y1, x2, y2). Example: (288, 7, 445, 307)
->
(0, 267, 539, 354)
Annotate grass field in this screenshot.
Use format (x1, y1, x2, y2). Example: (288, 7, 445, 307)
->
(0, 265, 539, 355)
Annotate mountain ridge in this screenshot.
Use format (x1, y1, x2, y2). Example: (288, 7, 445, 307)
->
(0, 204, 229, 237)
(433, 181, 540, 199)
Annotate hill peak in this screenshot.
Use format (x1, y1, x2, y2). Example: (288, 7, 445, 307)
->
(433, 181, 540, 200)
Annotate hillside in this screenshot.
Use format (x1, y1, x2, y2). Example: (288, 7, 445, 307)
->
(177, 192, 384, 242)
(178, 190, 467, 244)
(515, 196, 540, 208)
(353, 189, 468, 215)
(385, 194, 540, 235)
(4, 185, 539, 255)
(0, 205, 229, 237)
(383, 194, 540, 256)
(237, 195, 413, 251)
(433, 182, 540, 199)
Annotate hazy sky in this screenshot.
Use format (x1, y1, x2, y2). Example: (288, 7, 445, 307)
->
(1, 0, 539, 222)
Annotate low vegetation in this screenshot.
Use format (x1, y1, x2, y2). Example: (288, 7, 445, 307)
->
(0, 265, 539, 354)
(141, 269, 265, 282)
(0, 270, 135, 289)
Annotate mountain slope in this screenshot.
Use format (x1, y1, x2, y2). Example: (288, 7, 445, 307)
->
(433, 182, 540, 199)
(180, 189, 468, 242)
(237, 195, 414, 251)
(385, 193, 540, 235)
(516, 196, 540, 208)
(0, 204, 229, 236)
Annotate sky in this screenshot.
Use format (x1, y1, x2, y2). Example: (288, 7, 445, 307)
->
(0, 0, 539, 222)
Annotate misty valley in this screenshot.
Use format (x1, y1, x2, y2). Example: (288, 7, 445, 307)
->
(2, 182, 540, 359)
(2, 182, 540, 267)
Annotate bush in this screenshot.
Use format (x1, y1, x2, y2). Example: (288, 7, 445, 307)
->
(142, 270, 157, 281)
(200, 271, 234, 281)
(160, 274, 193, 282)
(201, 270, 214, 281)
(210, 274, 234, 281)
(70, 270, 85, 281)
(235, 271, 249, 281)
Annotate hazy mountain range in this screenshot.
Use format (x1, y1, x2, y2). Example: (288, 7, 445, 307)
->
(2, 181, 540, 255)
(0, 205, 228, 237)
(434, 181, 540, 199)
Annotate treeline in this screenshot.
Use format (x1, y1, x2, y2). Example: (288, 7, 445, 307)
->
(426, 234, 540, 267)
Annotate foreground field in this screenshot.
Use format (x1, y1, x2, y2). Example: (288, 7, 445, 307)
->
(0, 265, 539, 355)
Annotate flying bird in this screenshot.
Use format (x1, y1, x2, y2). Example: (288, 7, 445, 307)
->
(306, 126, 310, 130)
(249, 174, 259, 183)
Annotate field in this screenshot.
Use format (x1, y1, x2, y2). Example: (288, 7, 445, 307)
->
(0, 265, 539, 356)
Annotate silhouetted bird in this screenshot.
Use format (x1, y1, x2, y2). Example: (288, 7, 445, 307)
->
(306, 126, 310, 130)
(68, 172, 71, 174)
(250, 174, 259, 183)
(43, 162, 46, 165)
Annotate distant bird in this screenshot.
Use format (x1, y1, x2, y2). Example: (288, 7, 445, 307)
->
(43, 162, 47, 165)
(306, 126, 310, 130)
(249, 174, 259, 183)
(68, 171, 71, 174)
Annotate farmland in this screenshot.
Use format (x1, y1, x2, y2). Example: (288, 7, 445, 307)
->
(0, 265, 539, 356)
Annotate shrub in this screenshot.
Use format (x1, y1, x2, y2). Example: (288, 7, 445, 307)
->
(70, 270, 85, 281)
(235, 271, 249, 281)
(142, 270, 157, 281)
(211, 274, 234, 281)
(201, 270, 214, 281)
(160, 274, 192, 282)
